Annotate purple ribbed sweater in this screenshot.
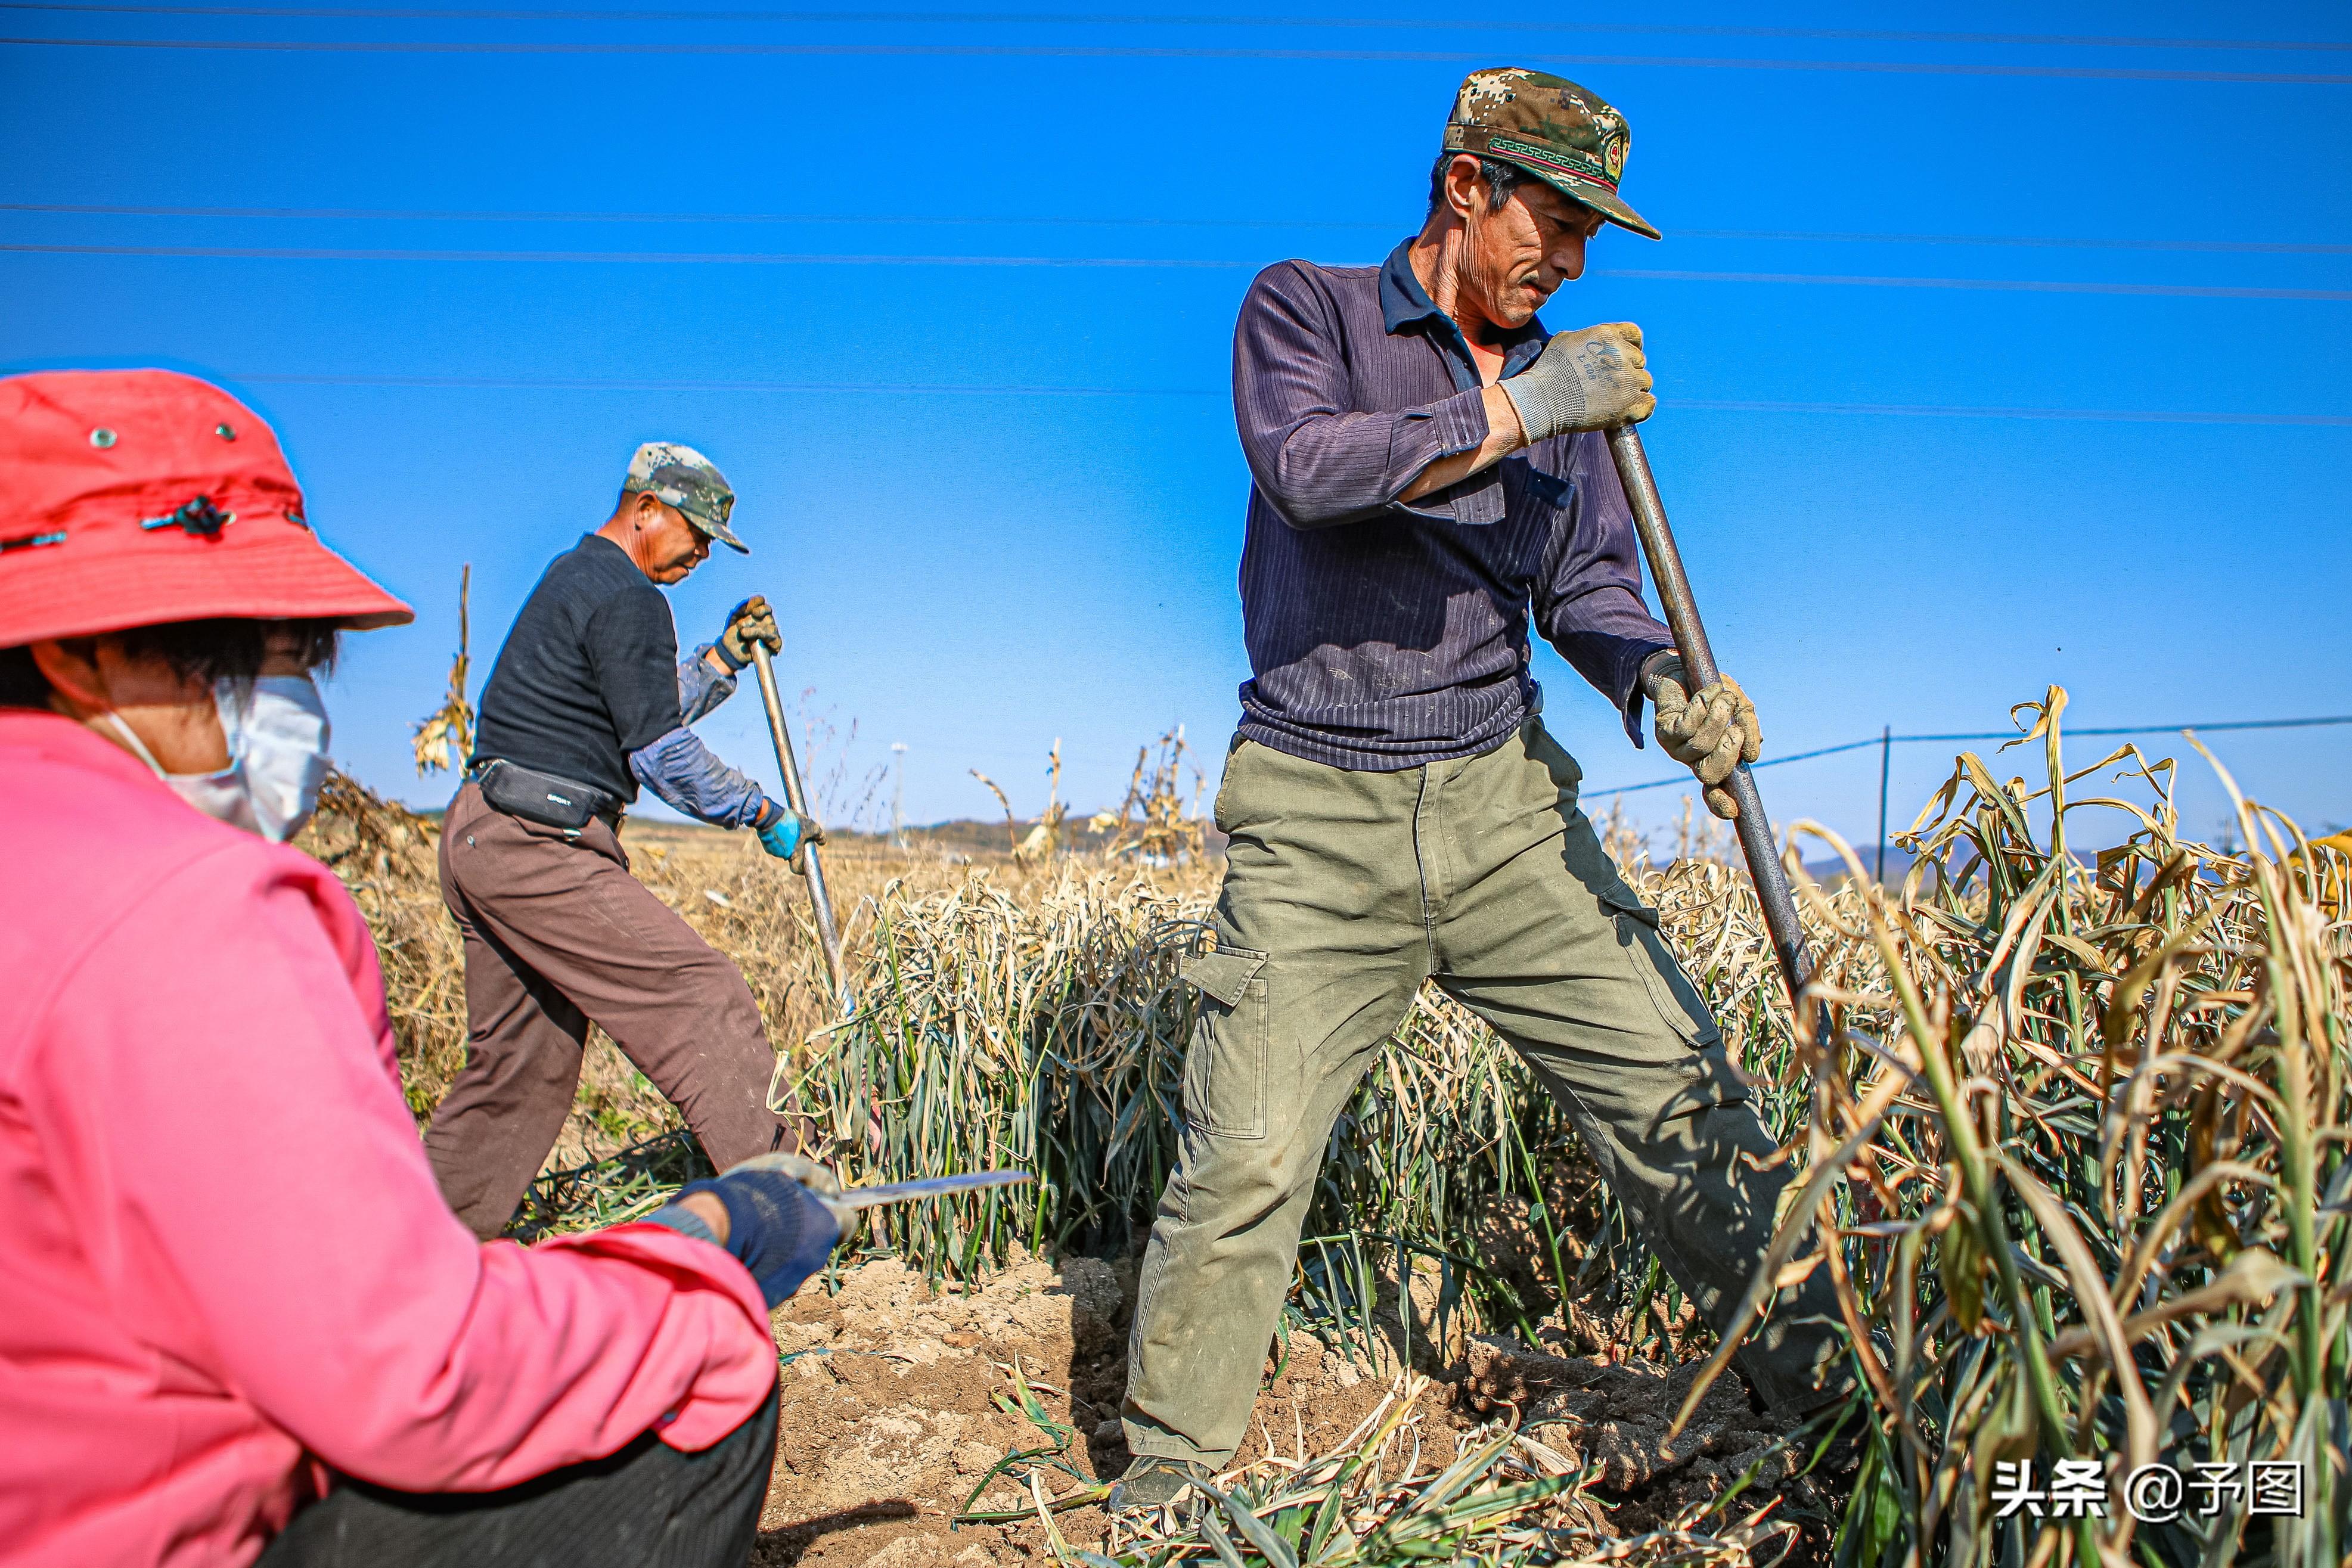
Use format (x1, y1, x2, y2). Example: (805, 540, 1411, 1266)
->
(1230, 239, 1673, 771)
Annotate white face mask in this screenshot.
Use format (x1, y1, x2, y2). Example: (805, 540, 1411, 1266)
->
(105, 673, 333, 843)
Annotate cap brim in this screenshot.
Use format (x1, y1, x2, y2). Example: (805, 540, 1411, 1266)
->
(0, 526, 413, 645)
(697, 518, 749, 555)
(1518, 165, 1662, 241)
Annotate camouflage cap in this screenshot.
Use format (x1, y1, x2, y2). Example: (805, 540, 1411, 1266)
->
(1443, 68, 1659, 241)
(621, 440, 744, 553)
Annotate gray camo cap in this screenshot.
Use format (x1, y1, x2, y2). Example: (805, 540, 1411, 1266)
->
(622, 441, 744, 554)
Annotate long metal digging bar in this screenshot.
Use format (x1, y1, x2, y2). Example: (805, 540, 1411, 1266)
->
(748, 642, 850, 1010)
(1605, 424, 1822, 1022)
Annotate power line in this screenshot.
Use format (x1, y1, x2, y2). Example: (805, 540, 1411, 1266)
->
(1677, 230, 2352, 257)
(1588, 714, 2352, 797)
(4, 4, 2346, 55)
(0, 242, 1248, 266)
(10, 204, 2348, 256)
(0, 201, 1394, 231)
(126, 375, 2346, 427)
(4, 35, 2348, 83)
(1668, 400, 2352, 427)
(225, 371, 1222, 395)
(8, 244, 2349, 303)
(1604, 270, 2352, 303)
(9, 365, 2329, 426)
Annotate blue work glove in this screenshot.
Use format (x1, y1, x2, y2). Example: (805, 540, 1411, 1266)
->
(755, 798, 826, 872)
(647, 1154, 858, 1309)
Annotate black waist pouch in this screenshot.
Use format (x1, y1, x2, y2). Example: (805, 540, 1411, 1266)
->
(474, 758, 622, 833)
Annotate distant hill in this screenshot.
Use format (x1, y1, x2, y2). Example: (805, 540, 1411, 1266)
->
(1803, 843, 1924, 888)
(878, 816, 1231, 859)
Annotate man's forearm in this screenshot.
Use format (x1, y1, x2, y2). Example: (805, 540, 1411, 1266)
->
(676, 644, 739, 726)
(627, 726, 770, 828)
(1398, 384, 1525, 502)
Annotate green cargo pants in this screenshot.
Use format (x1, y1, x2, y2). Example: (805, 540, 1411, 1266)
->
(1121, 718, 1850, 1466)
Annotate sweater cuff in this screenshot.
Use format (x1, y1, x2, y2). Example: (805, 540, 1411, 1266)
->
(644, 1203, 722, 1247)
(1622, 642, 1675, 746)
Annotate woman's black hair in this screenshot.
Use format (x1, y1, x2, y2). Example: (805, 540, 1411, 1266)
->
(0, 618, 342, 710)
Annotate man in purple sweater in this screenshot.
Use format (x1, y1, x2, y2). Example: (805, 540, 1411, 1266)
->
(1111, 70, 1847, 1507)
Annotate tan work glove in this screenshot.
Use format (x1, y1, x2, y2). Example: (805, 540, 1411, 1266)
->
(718, 595, 782, 670)
(1498, 322, 1656, 444)
(1642, 652, 1761, 821)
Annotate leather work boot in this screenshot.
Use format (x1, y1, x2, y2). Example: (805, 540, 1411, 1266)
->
(1106, 1457, 1212, 1514)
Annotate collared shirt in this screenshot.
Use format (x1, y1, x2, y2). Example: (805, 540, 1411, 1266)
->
(1230, 238, 1673, 771)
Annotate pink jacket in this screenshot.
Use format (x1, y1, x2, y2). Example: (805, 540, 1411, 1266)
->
(0, 713, 778, 1567)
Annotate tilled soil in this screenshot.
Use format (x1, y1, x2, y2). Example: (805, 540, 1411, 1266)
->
(749, 1252, 1841, 1566)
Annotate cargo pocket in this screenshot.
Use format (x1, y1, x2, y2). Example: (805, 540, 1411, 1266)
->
(1599, 885, 1716, 1046)
(1178, 945, 1270, 1139)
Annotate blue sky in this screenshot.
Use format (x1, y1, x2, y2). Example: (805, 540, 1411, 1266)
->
(4, 2, 2347, 852)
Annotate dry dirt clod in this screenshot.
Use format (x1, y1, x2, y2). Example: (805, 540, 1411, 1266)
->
(753, 1261, 1834, 1566)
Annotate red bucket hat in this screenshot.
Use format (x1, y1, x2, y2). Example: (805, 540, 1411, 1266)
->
(0, 369, 412, 646)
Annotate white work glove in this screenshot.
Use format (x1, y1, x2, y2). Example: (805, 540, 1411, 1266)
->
(1499, 322, 1655, 444)
(1642, 652, 1761, 821)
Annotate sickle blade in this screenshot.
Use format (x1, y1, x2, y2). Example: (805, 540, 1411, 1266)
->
(836, 1170, 1034, 1209)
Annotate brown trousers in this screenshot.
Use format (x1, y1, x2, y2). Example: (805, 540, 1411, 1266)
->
(424, 782, 789, 1238)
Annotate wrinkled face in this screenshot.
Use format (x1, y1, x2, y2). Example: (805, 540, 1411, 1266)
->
(1454, 163, 1607, 330)
(637, 497, 714, 584)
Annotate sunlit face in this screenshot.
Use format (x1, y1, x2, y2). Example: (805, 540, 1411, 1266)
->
(1456, 166, 1607, 330)
(637, 499, 714, 585)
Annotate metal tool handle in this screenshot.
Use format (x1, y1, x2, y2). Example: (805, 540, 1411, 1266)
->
(749, 643, 849, 1008)
(1605, 424, 1820, 1016)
